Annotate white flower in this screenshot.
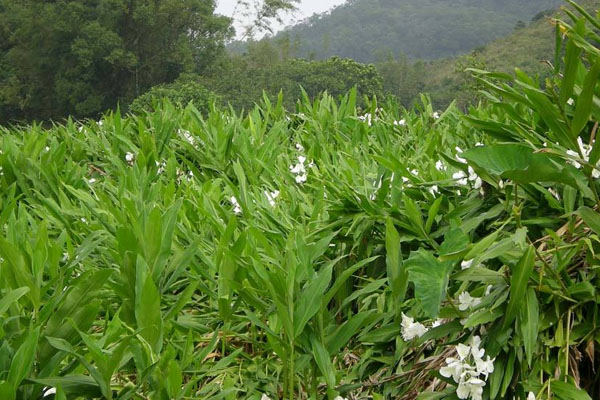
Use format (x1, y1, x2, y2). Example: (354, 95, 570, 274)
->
(475, 142, 484, 147)
(43, 387, 57, 397)
(453, 171, 468, 186)
(567, 98, 575, 106)
(88, 178, 97, 184)
(468, 167, 482, 189)
(359, 113, 373, 126)
(527, 392, 536, 400)
(435, 160, 446, 171)
(401, 313, 429, 341)
(458, 292, 481, 311)
(333, 397, 348, 400)
(433, 111, 440, 119)
(264, 190, 280, 206)
(498, 179, 505, 189)
(260, 395, 271, 400)
(455, 147, 466, 163)
(441, 336, 494, 400)
(393, 119, 406, 126)
(429, 185, 439, 195)
(457, 377, 485, 400)
(475, 356, 495, 378)
(230, 196, 241, 215)
(44, 146, 50, 152)
(125, 152, 135, 163)
(461, 259, 474, 270)
(295, 143, 304, 152)
(290, 155, 310, 184)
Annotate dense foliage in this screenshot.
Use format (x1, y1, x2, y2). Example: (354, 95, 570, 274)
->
(0, 0, 231, 122)
(0, 3, 599, 400)
(129, 75, 218, 115)
(259, 0, 562, 62)
(200, 55, 384, 110)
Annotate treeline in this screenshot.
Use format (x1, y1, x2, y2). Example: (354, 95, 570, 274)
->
(0, 0, 231, 122)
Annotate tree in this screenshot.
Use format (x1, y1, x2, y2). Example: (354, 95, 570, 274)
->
(0, 0, 231, 122)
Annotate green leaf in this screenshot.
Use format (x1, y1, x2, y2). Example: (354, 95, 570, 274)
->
(519, 288, 539, 366)
(405, 249, 454, 318)
(166, 359, 183, 399)
(310, 335, 336, 388)
(293, 264, 333, 338)
(551, 380, 592, 400)
(8, 326, 40, 388)
(27, 376, 102, 398)
(572, 58, 600, 137)
(462, 144, 582, 189)
(0, 380, 16, 400)
(385, 219, 408, 308)
(503, 246, 535, 329)
(0, 287, 29, 316)
(135, 259, 163, 353)
(577, 206, 600, 235)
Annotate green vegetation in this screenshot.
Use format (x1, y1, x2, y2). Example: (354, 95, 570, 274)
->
(260, 0, 562, 62)
(0, 0, 298, 123)
(1, 3, 600, 399)
(200, 55, 384, 110)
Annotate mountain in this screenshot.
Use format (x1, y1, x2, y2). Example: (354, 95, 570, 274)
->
(269, 0, 563, 62)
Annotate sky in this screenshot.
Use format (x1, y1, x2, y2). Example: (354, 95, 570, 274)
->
(216, 0, 347, 38)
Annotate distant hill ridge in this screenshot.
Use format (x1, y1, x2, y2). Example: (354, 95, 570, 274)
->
(265, 0, 563, 62)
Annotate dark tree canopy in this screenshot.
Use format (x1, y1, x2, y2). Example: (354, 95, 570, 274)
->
(0, 0, 232, 122)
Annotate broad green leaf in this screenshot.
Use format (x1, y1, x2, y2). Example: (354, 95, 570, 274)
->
(135, 260, 163, 353)
(551, 380, 592, 400)
(385, 219, 408, 308)
(293, 264, 333, 338)
(0, 380, 15, 400)
(572, 58, 600, 137)
(577, 206, 600, 235)
(310, 335, 336, 388)
(519, 288, 539, 366)
(0, 287, 29, 315)
(503, 246, 535, 329)
(462, 144, 582, 189)
(405, 249, 454, 318)
(8, 326, 40, 388)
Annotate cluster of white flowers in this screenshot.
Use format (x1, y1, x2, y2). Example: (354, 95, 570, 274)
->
(440, 336, 495, 400)
(453, 166, 482, 189)
(290, 155, 313, 184)
(125, 152, 135, 165)
(230, 196, 242, 215)
(458, 292, 482, 311)
(393, 119, 406, 126)
(566, 137, 600, 178)
(401, 313, 429, 341)
(264, 190, 280, 206)
(358, 113, 373, 126)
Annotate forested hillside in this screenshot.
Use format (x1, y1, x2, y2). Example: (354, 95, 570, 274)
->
(266, 0, 562, 62)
